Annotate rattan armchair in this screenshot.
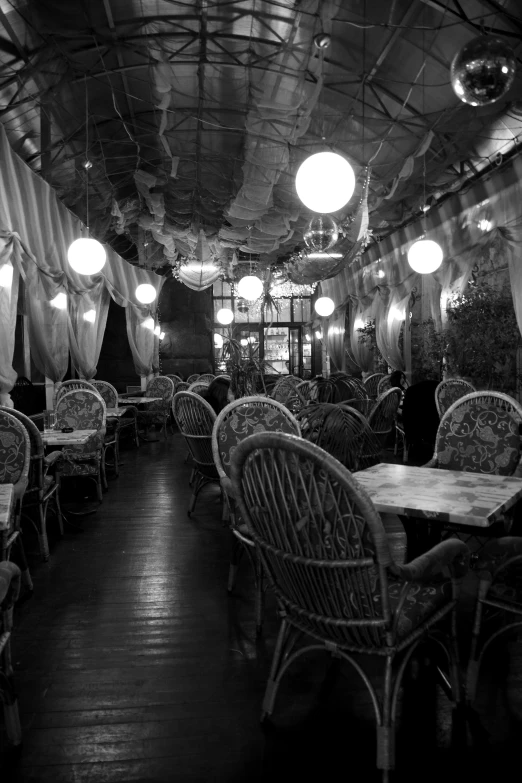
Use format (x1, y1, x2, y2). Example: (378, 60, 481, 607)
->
(137, 376, 175, 439)
(188, 381, 210, 396)
(173, 391, 219, 516)
(435, 378, 476, 418)
(187, 373, 200, 384)
(54, 379, 98, 406)
(198, 373, 216, 383)
(0, 410, 32, 590)
(368, 388, 402, 447)
(212, 396, 300, 632)
(1, 407, 62, 562)
(92, 379, 139, 449)
(231, 431, 469, 780)
(0, 561, 22, 747)
(364, 372, 386, 399)
(55, 389, 107, 502)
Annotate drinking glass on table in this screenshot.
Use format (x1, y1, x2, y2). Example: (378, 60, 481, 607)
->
(43, 410, 57, 431)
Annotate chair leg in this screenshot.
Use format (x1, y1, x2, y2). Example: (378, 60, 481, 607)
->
(3, 698, 22, 747)
(15, 535, 33, 592)
(261, 618, 291, 719)
(37, 503, 50, 562)
(254, 551, 265, 636)
(227, 535, 244, 592)
(377, 656, 395, 777)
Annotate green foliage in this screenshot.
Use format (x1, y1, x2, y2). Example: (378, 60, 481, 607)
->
(412, 279, 521, 392)
(356, 318, 388, 373)
(221, 329, 269, 397)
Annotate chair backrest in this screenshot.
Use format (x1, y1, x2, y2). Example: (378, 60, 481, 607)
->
(54, 379, 98, 405)
(377, 375, 392, 396)
(92, 380, 118, 409)
(198, 374, 216, 384)
(187, 374, 200, 384)
(0, 410, 31, 494)
(188, 381, 210, 396)
(270, 375, 301, 403)
(367, 388, 402, 438)
(230, 431, 393, 649)
(173, 391, 216, 468)
(0, 406, 43, 491)
(297, 402, 382, 472)
(212, 396, 301, 481)
(434, 391, 522, 475)
(55, 389, 106, 432)
(145, 376, 175, 402)
(363, 373, 386, 399)
(435, 378, 476, 418)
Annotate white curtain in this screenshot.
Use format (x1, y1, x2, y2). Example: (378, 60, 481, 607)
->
(327, 307, 346, 372)
(0, 124, 163, 391)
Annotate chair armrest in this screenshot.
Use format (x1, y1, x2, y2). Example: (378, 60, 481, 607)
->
(390, 539, 469, 583)
(220, 475, 234, 498)
(0, 561, 21, 607)
(44, 450, 63, 469)
(474, 536, 522, 581)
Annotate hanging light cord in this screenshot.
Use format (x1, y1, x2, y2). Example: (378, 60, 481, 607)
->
(85, 74, 90, 231)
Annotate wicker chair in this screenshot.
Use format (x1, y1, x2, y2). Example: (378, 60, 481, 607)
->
(54, 379, 98, 406)
(212, 397, 300, 632)
(173, 391, 219, 516)
(364, 372, 386, 399)
(435, 378, 476, 418)
(466, 537, 522, 704)
(230, 431, 469, 780)
(188, 381, 210, 396)
(0, 411, 32, 589)
(175, 381, 190, 392)
(89, 380, 120, 476)
(198, 373, 216, 384)
(271, 375, 301, 404)
(187, 374, 200, 384)
(0, 561, 22, 747)
(137, 376, 175, 439)
(367, 388, 403, 447)
(92, 379, 139, 449)
(1, 407, 62, 562)
(55, 389, 107, 503)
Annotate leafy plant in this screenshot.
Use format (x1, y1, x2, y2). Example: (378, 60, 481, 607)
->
(356, 318, 388, 373)
(410, 317, 446, 382)
(221, 329, 271, 397)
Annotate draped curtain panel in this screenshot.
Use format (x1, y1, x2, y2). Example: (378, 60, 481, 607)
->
(0, 124, 163, 391)
(326, 307, 346, 373)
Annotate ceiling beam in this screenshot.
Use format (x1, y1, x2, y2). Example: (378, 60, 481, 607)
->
(418, 0, 521, 37)
(101, 0, 139, 137)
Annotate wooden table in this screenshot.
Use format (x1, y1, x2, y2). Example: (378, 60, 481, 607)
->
(117, 397, 162, 405)
(41, 429, 97, 447)
(353, 463, 522, 528)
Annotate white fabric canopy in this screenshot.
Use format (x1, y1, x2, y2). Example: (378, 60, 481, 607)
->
(0, 124, 163, 392)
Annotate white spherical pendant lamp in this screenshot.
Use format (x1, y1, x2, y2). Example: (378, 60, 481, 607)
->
(135, 283, 157, 304)
(217, 308, 234, 325)
(237, 275, 263, 301)
(407, 239, 443, 274)
(67, 237, 106, 275)
(314, 296, 335, 317)
(296, 151, 355, 213)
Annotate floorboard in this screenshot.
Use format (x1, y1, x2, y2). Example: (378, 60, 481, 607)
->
(1, 434, 521, 782)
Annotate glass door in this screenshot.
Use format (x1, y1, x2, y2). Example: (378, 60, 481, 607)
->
(264, 326, 289, 374)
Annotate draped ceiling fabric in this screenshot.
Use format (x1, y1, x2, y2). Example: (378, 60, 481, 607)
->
(0, 124, 163, 392)
(321, 154, 522, 371)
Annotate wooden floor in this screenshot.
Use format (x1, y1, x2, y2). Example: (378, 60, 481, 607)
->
(1, 434, 522, 782)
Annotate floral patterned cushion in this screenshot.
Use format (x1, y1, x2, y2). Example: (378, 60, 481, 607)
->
(55, 391, 105, 476)
(0, 413, 27, 485)
(146, 377, 174, 402)
(218, 403, 298, 476)
(378, 577, 452, 639)
(436, 401, 521, 475)
(93, 382, 117, 408)
(437, 382, 474, 416)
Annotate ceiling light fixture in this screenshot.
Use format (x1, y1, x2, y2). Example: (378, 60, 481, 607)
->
(135, 283, 157, 304)
(217, 308, 234, 325)
(237, 275, 263, 301)
(295, 151, 355, 214)
(67, 78, 107, 276)
(314, 296, 335, 317)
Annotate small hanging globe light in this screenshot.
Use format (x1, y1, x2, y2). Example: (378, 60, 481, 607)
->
(217, 308, 234, 325)
(304, 214, 339, 252)
(296, 151, 356, 213)
(214, 333, 224, 348)
(407, 239, 443, 274)
(67, 237, 107, 275)
(237, 300, 250, 314)
(237, 275, 263, 301)
(313, 32, 331, 50)
(450, 35, 516, 106)
(314, 296, 335, 317)
(135, 283, 157, 304)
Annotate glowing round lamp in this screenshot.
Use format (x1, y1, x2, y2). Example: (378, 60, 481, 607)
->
(0, 264, 13, 287)
(237, 275, 263, 301)
(240, 338, 248, 347)
(314, 296, 335, 317)
(67, 238, 106, 275)
(217, 308, 234, 325)
(135, 283, 157, 304)
(407, 239, 443, 274)
(295, 152, 355, 213)
(214, 333, 224, 348)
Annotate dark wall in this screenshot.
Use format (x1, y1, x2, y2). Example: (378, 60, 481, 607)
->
(97, 299, 139, 393)
(159, 278, 213, 379)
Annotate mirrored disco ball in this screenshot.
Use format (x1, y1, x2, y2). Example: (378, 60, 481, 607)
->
(450, 35, 516, 106)
(303, 214, 339, 252)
